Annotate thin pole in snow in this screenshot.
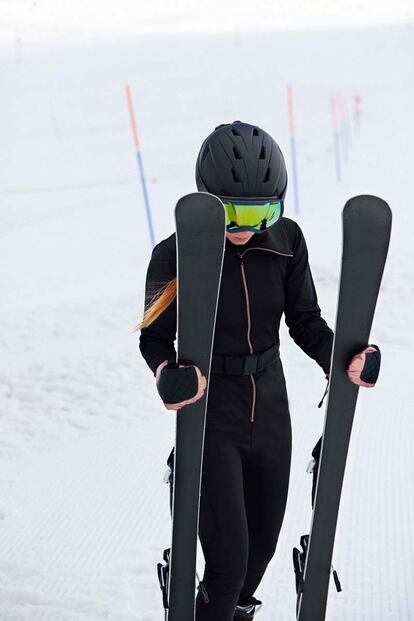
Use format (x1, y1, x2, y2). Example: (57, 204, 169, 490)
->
(287, 85, 300, 215)
(330, 95, 342, 183)
(337, 93, 350, 163)
(353, 92, 362, 136)
(125, 84, 156, 248)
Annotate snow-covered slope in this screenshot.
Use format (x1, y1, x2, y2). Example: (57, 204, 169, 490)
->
(0, 22, 413, 620)
(2, 0, 414, 37)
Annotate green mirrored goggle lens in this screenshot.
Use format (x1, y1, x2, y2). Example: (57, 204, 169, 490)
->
(222, 199, 283, 232)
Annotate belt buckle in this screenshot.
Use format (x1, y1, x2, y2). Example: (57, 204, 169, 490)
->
(243, 354, 259, 375)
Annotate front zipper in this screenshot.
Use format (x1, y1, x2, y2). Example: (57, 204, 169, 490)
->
(237, 245, 293, 423)
(239, 258, 257, 423)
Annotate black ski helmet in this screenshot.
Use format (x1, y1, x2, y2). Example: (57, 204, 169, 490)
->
(195, 121, 288, 199)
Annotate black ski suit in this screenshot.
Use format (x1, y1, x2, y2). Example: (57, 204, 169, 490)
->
(139, 217, 334, 621)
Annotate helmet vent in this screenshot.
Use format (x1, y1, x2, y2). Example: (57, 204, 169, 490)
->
(231, 127, 240, 136)
(263, 167, 271, 183)
(253, 127, 259, 136)
(233, 147, 242, 160)
(232, 169, 242, 183)
(259, 146, 266, 160)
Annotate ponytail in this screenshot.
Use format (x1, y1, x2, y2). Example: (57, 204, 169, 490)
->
(138, 278, 177, 330)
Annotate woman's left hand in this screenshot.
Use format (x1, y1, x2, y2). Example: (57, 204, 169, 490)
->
(347, 344, 381, 387)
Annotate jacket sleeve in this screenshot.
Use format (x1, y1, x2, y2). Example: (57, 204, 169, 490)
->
(284, 223, 334, 375)
(139, 239, 177, 376)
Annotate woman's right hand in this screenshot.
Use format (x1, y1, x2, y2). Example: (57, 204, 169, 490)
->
(155, 360, 207, 411)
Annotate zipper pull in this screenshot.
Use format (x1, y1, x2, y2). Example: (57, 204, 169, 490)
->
(317, 377, 330, 408)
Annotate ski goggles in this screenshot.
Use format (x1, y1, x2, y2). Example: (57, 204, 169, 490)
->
(219, 196, 284, 233)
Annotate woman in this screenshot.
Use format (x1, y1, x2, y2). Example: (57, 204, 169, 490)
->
(139, 121, 380, 621)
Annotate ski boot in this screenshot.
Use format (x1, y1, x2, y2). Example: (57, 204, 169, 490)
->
(233, 596, 262, 619)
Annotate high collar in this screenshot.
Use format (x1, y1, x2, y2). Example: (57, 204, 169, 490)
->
(225, 218, 293, 256)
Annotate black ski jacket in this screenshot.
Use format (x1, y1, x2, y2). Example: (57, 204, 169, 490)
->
(139, 217, 334, 426)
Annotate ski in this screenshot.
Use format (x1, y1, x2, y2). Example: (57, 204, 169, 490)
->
(294, 195, 392, 620)
(163, 192, 226, 621)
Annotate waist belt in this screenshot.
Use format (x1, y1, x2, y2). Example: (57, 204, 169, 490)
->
(211, 343, 280, 376)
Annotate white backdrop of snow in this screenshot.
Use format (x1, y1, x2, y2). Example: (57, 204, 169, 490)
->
(2, 0, 414, 36)
(0, 19, 413, 621)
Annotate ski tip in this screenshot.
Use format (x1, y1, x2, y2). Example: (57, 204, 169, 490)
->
(343, 195, 392, 224)
(175, 192, 226, 219)
(175, 192, 225, 206)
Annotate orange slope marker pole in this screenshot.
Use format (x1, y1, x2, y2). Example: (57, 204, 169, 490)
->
(125, 84, 155, 247)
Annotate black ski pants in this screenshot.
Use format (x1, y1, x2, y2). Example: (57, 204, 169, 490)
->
(195, 363, 292, 621)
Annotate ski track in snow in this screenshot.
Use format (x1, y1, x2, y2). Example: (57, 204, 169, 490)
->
(0, 24, 413, 621)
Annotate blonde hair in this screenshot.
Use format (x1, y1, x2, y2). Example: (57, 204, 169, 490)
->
(138, 277, 177, 330)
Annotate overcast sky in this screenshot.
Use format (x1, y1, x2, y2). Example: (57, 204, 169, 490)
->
(1, 0, 414, 39)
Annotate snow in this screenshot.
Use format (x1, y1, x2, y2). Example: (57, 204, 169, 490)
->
(0, 13, 413, 621)
(2, 0, 414, 37)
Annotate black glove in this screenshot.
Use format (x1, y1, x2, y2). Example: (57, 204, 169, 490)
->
(156, 362, 199, 404)
(347, 344, 381, 386)
(360, 344, 381, 384)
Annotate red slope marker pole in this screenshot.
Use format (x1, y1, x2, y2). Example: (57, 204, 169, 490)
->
(353, 92, 362, 136)
(287, 85, 300, 215)
(331, 95, 342, 183)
